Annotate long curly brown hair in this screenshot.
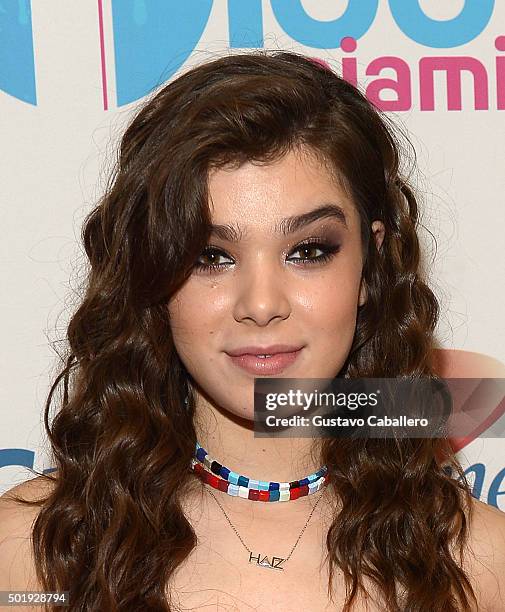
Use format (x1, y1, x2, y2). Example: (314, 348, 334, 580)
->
(10, 50, 477, 611)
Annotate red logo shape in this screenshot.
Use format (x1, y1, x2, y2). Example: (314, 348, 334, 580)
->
(432, 349, 505, 452)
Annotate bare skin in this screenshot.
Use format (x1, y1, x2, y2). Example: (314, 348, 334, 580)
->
(1, 475, 505, 611)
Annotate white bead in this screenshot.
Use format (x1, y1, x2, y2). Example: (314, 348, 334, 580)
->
(279, 490, 291, 502)
(238, 486, 250, 498)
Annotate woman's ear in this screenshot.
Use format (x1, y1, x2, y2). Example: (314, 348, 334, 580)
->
(359, 277, 368, 307)
(371, 219, 385, 252)
(359, 220, 385, 307)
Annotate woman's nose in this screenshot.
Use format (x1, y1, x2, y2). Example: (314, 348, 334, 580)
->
(232, 261, 291, 327)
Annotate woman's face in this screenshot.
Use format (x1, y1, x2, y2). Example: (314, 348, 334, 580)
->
(168, 147, 383, 420)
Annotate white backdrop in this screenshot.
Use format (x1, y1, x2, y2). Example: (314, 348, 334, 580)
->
(1, 0, 504, 509)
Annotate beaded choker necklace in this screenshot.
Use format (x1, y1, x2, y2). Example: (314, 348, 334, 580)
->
(190, 442, 329, 502)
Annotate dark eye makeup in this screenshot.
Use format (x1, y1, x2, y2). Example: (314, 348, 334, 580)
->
(192, 237, 341, 275)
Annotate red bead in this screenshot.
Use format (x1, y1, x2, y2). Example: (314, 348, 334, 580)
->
(208, 474, 219, 489)
(299, 485, 309, 497)
(290, 488, 300, 500)
(217, 479, 229, 492)
(259, 490, 270, 502)
(249, 489, 260, 500)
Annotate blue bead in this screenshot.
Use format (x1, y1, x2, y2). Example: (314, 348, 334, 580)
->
(258, 481, 269, 490)
(238, 475, 249, 487)
(269, 482, 280, 490)
(196, 448, 207, 462)
(269, 490, 280, 501)
(299, 478, 310, 486)
(228, 471, 240, 485)
(220, 466, 230, 479)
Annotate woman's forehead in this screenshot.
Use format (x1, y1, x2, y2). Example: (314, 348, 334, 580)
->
(206, 148, 356, 233)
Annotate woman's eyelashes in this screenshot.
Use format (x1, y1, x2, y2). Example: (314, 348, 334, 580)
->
(192, 238, 341, 275)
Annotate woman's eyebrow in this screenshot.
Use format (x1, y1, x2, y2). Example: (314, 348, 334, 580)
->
(209, 203, 348, 242)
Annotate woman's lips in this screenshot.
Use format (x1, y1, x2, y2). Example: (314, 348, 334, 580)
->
(226, 349, 303, 375)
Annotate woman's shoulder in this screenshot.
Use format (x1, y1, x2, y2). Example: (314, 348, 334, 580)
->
(463, 495, 505, 611)
(0, 473, 58, 593)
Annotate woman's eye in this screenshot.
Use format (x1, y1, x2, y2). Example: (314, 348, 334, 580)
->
(193, 248, 233, 273)
(287, 241, 341, 265)
(192, 241, 340, 275)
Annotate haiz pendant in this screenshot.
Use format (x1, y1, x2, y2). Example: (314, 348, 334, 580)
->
(249, 551, 285, 570)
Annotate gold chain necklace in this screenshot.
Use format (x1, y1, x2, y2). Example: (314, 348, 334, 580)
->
(205, 486, 324, 571)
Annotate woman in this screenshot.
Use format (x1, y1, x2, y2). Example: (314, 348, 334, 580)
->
(1, 50, 504, 611)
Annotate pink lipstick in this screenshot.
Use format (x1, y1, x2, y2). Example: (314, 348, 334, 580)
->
(225, 344, 303, 375)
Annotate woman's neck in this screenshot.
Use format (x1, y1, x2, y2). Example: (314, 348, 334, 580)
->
(193, 396, 324, 487)
(184, 395, 336, 535)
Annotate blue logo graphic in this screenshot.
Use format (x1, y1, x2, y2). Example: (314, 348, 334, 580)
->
(0, 0, 36, 104)
(111, 0, 213, 106)
(0, 448, 54, 475)
(0, 447, 35, 470)
(270, 0, 378, 49)
(111, 0, 497, 105)
(389, 0, 495, 48)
